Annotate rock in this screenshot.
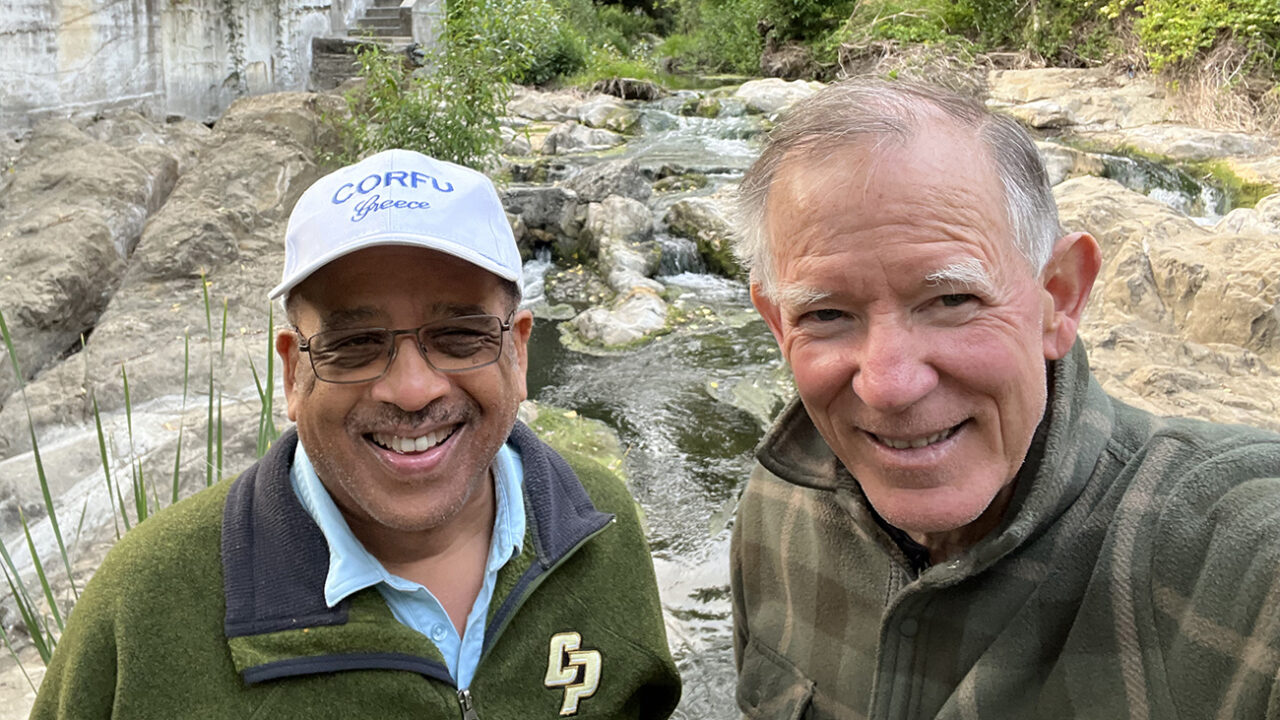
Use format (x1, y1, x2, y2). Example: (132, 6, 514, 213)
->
(1225, 156, 1280, 187)
(564, 159, 651, 203)
(576, 95, 640, 134)
(0, 92, 337, 459)
(1081, 125, 1275, 162)
(987, 68, 1170, 129)
(1003, 100, 1077, 129)
(1036, 141, 1106, 186)
(1212, 195, 1280, 236)
(591, 77, 664, 101)
(500, 186, 586, 259)
(521, 400, 626, 477)
(584, 196, 653, 247)
(569, 287, 669, 347)
(663, 191, 742, 278)
(680, 96, 722, 119)
(540, 121, 625, 155)
(500, 126, 533, 156)
(653, 173, 709, 193)
(760, 41, 813, 80)
(733, 78, 821, 116)
(1055, 176, 1280, 432)
(0, 114, 195, 415)
(507, 88, 584, 122)
(583, 197, 662, 294)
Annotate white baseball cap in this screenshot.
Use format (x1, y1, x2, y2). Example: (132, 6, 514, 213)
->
(271, 149, 522, 300)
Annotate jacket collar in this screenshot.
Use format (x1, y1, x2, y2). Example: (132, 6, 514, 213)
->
(756, 340, 1116, 574)
(221, 421, 612, 640)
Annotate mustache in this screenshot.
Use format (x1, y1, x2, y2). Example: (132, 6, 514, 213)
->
(351, 401, 471, 429)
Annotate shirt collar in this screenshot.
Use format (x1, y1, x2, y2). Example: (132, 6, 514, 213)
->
(290, 440, 526, 607)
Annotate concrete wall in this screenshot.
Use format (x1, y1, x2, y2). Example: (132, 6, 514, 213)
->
(0, 0, 364, 137)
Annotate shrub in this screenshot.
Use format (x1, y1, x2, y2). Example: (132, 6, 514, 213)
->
(326, 0, 561, 168)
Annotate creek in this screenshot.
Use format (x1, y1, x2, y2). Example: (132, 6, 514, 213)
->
(0, 89, 1244, 720)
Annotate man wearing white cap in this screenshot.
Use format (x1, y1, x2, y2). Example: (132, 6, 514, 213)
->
(33, 150, 682, 719)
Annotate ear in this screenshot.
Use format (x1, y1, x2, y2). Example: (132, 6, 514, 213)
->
(750, 283, 787, 350)
(508, 308, 534, 402)
(277, 328, 307, 422)
(1040, 231, 1102, 360)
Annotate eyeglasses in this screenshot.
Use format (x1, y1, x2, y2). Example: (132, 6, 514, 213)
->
(296, 314, 513, 384)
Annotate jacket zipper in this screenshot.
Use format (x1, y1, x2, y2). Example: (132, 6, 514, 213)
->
(458, 688, 479, 720)
(478, 517, 616, 664)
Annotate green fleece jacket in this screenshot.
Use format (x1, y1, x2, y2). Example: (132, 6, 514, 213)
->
(32, 423, 680, 719)
(732, 341, 1280, 719)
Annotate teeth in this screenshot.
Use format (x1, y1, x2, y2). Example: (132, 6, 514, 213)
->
(372, 427, 452, 454)
(875, 426, 956, 450)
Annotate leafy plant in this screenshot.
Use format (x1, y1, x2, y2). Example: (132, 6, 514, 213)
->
(326, 0, 561, 168)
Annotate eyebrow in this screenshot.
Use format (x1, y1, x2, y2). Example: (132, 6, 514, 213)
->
(317, 303, 494, 331)
(772, 283, 832, 308)
(925, 259, 995, 296)
(318, 307, 382, 331)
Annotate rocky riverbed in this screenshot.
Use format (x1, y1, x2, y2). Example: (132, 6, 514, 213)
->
(2, 68, 1279, 718)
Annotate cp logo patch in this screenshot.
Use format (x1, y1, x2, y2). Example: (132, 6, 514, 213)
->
(544, 631, 602, 716)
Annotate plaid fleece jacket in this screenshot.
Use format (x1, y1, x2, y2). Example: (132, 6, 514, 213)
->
(731, 342, 1280, 719)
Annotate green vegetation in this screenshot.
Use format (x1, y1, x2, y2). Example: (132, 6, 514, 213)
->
(0, 287, 276, 679)
(327, 0, 563, 167)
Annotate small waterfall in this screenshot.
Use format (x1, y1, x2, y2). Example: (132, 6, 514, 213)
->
(656, 234, 706, 276)
(520, 246, 554, 309)
(1099, 153, 1228, 223)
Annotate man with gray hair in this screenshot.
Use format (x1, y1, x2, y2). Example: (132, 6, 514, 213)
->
(730, 79, 1280, 718)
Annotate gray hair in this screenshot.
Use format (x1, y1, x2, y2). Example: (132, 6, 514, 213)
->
(734, 78, 1061, 298)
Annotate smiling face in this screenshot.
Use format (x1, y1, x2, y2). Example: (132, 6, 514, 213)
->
(278, 245, 532, 543)
(753, 122, 1085, 546)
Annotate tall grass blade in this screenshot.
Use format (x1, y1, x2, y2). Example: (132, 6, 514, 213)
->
(17, 506, 62, 633)
(0, 537, 53, 663)
(263, 303, 278, 451)
(91, 393, 129, 535)
(201, 274, 216, 489)
(203, 371, 213, 484)
(121, 365, 148, 524)
(220, 298, 229, 356)
(249, 306, 279, 459)
(173, 332, 191, 505)
(216, 394, 224, 483)
(0, 623, 37, 694)
(0, 308, 78, 599)
(0, 556, 51, 664)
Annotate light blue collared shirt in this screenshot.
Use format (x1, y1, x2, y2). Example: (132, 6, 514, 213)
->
(290, 440, 526, 689)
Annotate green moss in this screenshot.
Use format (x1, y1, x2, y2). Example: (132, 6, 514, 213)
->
(525, 403, 627, 479)
(1187, 160, 1277, 209)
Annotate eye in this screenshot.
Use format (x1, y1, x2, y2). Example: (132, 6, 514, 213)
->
(803, 308, 846, 322)
(938, 294, 976, 308)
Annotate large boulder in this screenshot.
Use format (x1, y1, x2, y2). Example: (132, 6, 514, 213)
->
(0, 92, 338, 460)
(500, 186, 587, 259)
(1080, 125, 1275, 162)
(507, 88, 584, 122)
(564, 159, 651, 203)
(663, 191, 742, 278)
(576, 95, 640, 135)
(1056, 176, 1280, 431)
(0, 114, 205, 414)
(582, 197, 661, 294)
(569, 287, 669, 347)
(987, 68, 1170, 129)
(1036, 141, 1107, 186)
(733, 78, 821, 116)
(541, 121, 625, 155)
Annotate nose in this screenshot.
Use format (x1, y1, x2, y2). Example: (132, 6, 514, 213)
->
(851, 319, 938, 412)
(368, 334, 450, 412)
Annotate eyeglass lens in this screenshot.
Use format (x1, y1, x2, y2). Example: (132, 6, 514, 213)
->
(306, 315, 505, 382)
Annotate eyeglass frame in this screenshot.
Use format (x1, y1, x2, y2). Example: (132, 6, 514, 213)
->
(293, 312, 516, 384)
